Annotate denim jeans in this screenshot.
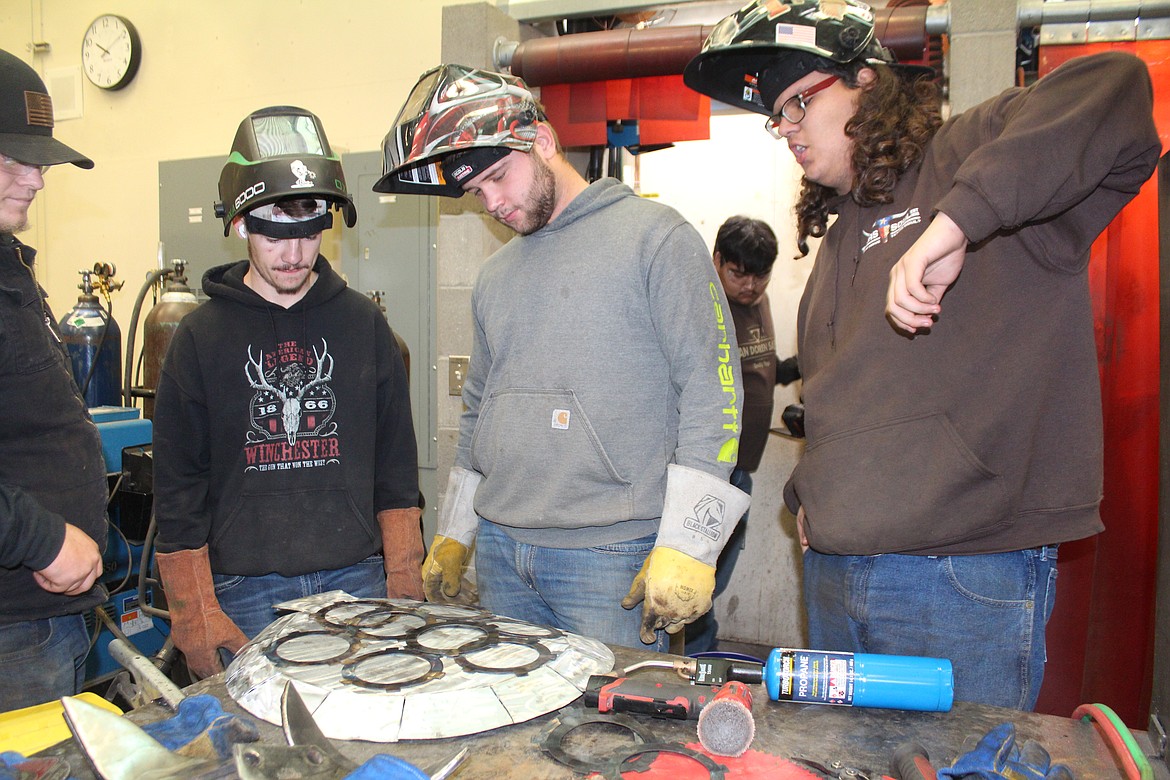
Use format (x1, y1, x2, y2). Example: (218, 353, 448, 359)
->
(803, 545, 1058, 710)
(0, 613, 89, 712)
(213, 555, 385, 640)
(475, 519, 668, 652)
(685, 468, 751, 654)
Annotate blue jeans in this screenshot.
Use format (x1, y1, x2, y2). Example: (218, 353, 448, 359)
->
(685, 468, 751, 654)
(0, 613, 89, 712)
(803, 545, 1058, 710)
(213, 555, 385, 639)
(475, 519, 668, 652)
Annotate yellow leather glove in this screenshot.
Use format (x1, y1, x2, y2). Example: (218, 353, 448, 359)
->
(421, 535, 471, 602)
(621, 546, 715, 644)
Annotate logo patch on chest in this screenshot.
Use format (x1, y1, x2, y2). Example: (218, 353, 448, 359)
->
(861, 207, 921, 253)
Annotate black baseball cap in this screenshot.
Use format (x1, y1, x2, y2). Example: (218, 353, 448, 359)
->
(0, 48, 93, 169)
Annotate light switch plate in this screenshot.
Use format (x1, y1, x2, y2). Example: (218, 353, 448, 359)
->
(449, 356, 469, 396)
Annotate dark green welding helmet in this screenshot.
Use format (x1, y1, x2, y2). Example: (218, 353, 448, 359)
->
(215, 106, 356, 236)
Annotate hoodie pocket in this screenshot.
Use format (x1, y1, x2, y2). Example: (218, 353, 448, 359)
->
(212, 488, 377, 575)
(794, 412, 1010, 554)
(470, 388, 634, 525)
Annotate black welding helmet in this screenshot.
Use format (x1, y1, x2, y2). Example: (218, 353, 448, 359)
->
(373, 64, 545, 197)
(215, 106, 356, 236)
(684, 0, 894, 116)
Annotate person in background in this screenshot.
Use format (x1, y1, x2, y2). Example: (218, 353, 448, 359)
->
(0, 48, 105, 711)
(686, 215, 800, 654)
(153, 106, 423, 679)
(376, 64, 749, 650)
(684, 0, 1160, 707)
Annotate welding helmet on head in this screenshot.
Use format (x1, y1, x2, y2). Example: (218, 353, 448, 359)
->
(215, 106, 356, 237)
(684, 0, 896, 117)
(373, 63, 546, 197)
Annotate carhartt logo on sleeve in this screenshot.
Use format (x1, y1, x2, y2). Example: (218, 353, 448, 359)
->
(24, 91, 54, 128)
(552, 409, 571, 430)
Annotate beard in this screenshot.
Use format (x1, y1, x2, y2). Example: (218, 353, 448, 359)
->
(512, 152, 557, 236)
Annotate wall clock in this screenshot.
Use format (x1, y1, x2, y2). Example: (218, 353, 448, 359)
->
(81, 14, 141, 90)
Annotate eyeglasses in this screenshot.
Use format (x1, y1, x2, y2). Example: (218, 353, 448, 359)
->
(1, 154, 48, 177)
(764, 76, 840, 138)
(724, 264, 772, 284)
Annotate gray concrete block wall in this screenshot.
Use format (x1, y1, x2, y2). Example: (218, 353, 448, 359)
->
(434, 3, 534, 517)
(948, 0, 1018, 112)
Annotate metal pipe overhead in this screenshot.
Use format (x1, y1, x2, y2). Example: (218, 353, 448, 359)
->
(1018, 0, 1170, 26)
(498, 6, 934, 85)
(496, 1, 1170, 86)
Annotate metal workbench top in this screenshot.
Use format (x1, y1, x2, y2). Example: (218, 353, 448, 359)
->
(51, 643, 1161, 779)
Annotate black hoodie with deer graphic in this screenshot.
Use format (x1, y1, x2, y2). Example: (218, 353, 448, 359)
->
(153, 257, 418, 576)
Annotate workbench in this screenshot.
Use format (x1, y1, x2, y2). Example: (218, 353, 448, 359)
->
(45, 643, 1167, 779)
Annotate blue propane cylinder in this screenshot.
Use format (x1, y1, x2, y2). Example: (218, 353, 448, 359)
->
(764, 647, 954, 712)
(59, 270, 123, 408)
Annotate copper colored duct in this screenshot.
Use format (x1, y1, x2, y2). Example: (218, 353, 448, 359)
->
(503, 8, 931, 87)
(508, 25, 714, 86)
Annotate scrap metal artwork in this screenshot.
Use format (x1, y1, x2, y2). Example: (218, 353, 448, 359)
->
(226, 592, 615, 741)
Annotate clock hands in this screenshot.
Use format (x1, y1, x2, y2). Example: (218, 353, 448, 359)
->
(89, 28, 126, 58)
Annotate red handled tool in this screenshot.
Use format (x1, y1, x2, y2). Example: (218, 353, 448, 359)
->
(583, 674, 717, 720)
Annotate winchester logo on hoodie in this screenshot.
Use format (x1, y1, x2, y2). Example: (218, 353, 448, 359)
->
(243, 338, 340, 471)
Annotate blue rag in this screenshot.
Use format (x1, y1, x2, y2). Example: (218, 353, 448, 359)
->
(140, 694, 259, 759)
(938, 723, 1074, 780)
(0, 752, 26, 780)
(342, 753, 430, 780)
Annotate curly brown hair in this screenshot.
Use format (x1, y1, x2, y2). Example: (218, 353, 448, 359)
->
(794, 63, 942, 257)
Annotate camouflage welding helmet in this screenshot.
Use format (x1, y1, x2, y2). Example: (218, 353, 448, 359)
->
(215, 106, 356, 236)
(373, 64, 545, 197)
(684, 0, 894, 116)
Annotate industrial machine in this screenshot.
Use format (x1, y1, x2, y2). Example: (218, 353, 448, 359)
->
(84, 405, 168, 691)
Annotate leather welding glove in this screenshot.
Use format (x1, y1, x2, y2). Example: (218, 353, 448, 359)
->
(155, 545, 248, 680)
(420, 467, 482, 603)
(622, 464, 751, 644)
(378, 507, 425, 600)
(621, 546, 716, 643)
(421, 536, 471, 602)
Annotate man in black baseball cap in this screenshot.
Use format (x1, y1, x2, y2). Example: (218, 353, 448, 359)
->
(0, 48, 108, 713)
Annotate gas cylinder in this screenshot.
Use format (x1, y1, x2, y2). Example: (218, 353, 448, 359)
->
(142, 260, 200, 419)
(60, 269, 123, 408)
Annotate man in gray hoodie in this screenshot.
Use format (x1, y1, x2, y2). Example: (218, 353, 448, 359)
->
(376, 64, 748, 650)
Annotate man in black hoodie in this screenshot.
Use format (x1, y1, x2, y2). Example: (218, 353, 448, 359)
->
(153, 107, 423, 679)
(0, 48, 105, 712)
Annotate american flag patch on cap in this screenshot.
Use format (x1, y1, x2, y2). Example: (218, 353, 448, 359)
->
(24, 91, 54, 128)
(775, 23, 818, 47)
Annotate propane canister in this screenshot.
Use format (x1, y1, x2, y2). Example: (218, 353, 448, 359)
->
(764, 647, 954, 712)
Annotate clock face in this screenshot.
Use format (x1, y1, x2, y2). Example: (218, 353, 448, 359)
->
(81, 15, 141, 90)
